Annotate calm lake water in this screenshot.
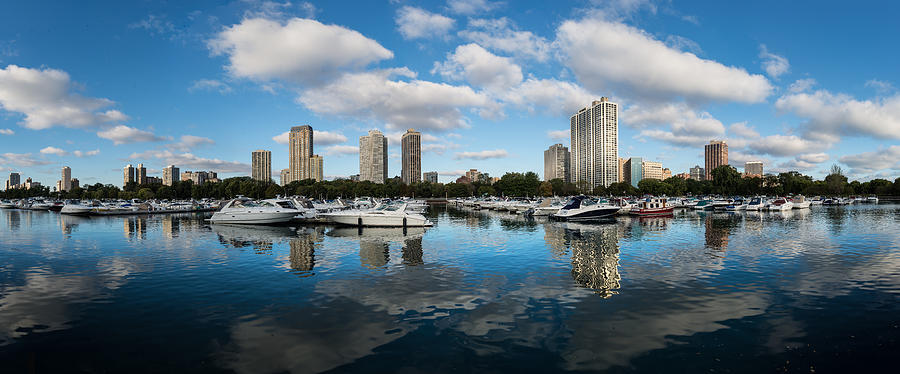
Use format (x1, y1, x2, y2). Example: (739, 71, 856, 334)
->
(1, 204, 899, 373)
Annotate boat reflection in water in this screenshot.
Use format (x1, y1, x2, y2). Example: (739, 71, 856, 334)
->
(558, 222, 621, 298)
(327, 227, 427, 269)
(212, 224, 296, 253)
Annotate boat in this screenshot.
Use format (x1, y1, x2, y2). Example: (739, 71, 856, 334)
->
(746, 197, 764, 211)
(791, 196, 811, 209)
(867, 196, 879, 204)
(207, 198, 300, 224)
(712, 198, 733, 211)
(60, 201, 94, 215)
(767, 197, 794, 211)
(531, 198, 563, 216)
(321, 203, 434, 227)
(630, 198, 674, 217)
(692, 200, 714, 210)
(725, 199, 747, 211)
(0, 200, 15, 208)
(551, 196, 620, 221)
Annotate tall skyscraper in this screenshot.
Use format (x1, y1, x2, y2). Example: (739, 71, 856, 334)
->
(61, 166, 71, 192)
(309, 155, 323, 182)
(252, 150, 272, 182)
(280, 168, 290, 186)
(571, 97, 618, 188)
(744, 161, 763, 176)
(641, 160, 663, 180)
(162, 165, 179, 186)
(123, 164, 135, 187)
(289, 125, 314, 183)
(6, 172, 20, 190)
(137, 163, 147, 185)
(401, 128, 421, 184)
(623, 157, 642, 188)
(543, 144, 570, 182)
(704, 140, 728, 180)
(689, 165, 705, 181)
(359, 130, 388, 184)
(423, 171, 438, 183)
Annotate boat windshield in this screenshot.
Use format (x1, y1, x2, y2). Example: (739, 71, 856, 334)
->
(374, 204, 401, 211)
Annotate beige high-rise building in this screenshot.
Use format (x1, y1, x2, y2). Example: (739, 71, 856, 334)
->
(280, 168, 290, 186)
(252, 150, 272, 182)
(571, 97, 618, 188)
(744, 161, 763, 176)
(465, 169, 482, 182)
(617, 157, 626, 183)
(359, 130, 388, 184)
(309, 155, 323, 182)
(641, 161, 663, 180)
(704, 140, 728, 180)
(61, 166, 71, 192)
(137, 163, 147, 185)
(543, 144, 570, 182)
(288, 125, 314, 183)
(162, 165, 179, 186)
(401, 129, 421, 184)
(123, 164, 135, 187)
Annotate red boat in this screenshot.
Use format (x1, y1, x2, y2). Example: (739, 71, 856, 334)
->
(630, 198, 674, 217)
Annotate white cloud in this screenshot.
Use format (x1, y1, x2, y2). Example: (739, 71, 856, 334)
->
(747, 134, 827, 157)
(556, 18, 772, 103)
(0, 153, 50, 167)
(421, 142, 458, 155)
(127, 149, 249, 173)
(243, 1, 318, 20)
(446, 0, 501, 15)
(504, 78, 595, 116)
(865, 79, 895, 94)
(273, 130, 348, 145)
(759, 44, 789, 79)
(73, 149, 100, 157)
(547, 129, 570, 140)
(459, 18, 551, 61)
(189, 79, 232, 94)
(0, 128, 14, 135)
(40, 146, 67, 156)
(728, 122, 759, 138)
(209, 17, 393, 85)
(788, 78, 816, 93)
(324, 144, 358, 156)
(0, 65, 129, 130)
(839, 146, 900, 175)
(395, 6, 455, 40)
(97, 125, 170, 145)
(624, 102, 725, 148)
(796, 152, 829, 164)
(168, 135, 215, 151)
(454, 149, 508, 160)
(637, 129, 710, 148)
(776, 159, 819, 172)
(728, 151, 770, 169)
(439, 169, 467, 176)
(665, 35, 702, 55)
(775, 89, 900, 140)
(432, 43, 522, 92)
(129, 14, 177, 38)
(298, 69, 494, 131)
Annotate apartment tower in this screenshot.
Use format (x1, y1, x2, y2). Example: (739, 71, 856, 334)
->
(423, 171, 438, 184)
(704, 140, 728, 180)
(61, 166, 71, 192)
(279, 169, 290, 186)
(162, 165, 179, 186)
(543, 144, 570, 182)
(623, 157, 642, 188)
(359, 130, 388, 184)
(289, 125, 314, 183)
(641, 160, 663, 181)
(309, 155, 324, 182)
(123, 164, 135, 187)
(401, 129, 421, 184)
(570, 97, 618, 188)
(744, 161, 764, 176)
(252, 150, 272, 182)
(137, 163, 147, 185)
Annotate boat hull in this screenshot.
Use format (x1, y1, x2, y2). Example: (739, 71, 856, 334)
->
(208, 212, 298, 224)
(326, 214, 432, 227)
(552, 207, 620, 221)
(630, 207, 674, 217)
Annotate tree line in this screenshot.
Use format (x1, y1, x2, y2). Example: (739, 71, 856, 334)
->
(2, 165, 898, 200)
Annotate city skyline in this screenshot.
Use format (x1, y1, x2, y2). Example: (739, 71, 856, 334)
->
(2, 1, 900, 187)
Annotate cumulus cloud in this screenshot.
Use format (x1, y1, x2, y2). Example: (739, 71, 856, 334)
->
(747, 134, 827, 157)
(128, 150, 249, 173)
(273, 130, 348, 145)
(838, 146, 900, 175)
(97, 125, 170, 145)
(637, 129, 711, 148)
(209, 17, 393, 85)
(454, 149, 507, 160)
(788, 78, 816, 93)
(447, 0, 501, 15)
(40, 146, 67, 156)
(728, 122, 759, 138)
(421, 142, 458, 155)
(395, 6, 455, 40)
(298, 69, 494, 131)
(168, 135, 215, 151)
(547, 129, 570, 140)
(0, 153, 50, 167)
(73, 149, 100, 157)
(324, 144, 358, 156)
(38, 146, 100, 157)
(556, 18, 772, 103)
(728, 151, 770, 169)
(439, 169, 467, 176)
(0, 65, 129, 130)
(759, 44, 789, 79)
(243, 0, 318, 20)
(775, 89, 900, 140)
(0, 128, 13, 135)
(432, 43, 522, 92)
(504, 78, 595, 116)
(865, 79, 895, 94)
(459, 18, 551, 61)
(625, 102, 726, 148)
(796, 152, 829, 164)
(189, 79, 232, 94)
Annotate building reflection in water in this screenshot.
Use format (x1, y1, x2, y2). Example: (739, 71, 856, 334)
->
(289, 228, 324, 276)
(123, 217, 147, 240)
(562, 223, 621, 298)
(327, 227, 428, 269)
(401, 236, 423, 266)
(704, 214, 738, 252)
(543, 222, 569, 258)
(6, 210, 21, 231)
(162, 215, 180, 239)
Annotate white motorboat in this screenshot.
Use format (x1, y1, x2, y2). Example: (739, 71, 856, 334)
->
(531, 198, 562, 216)
(207, 198, 300, 224)
(746, 197, 764, 211)
(867, 196, 879, 204)
(552, 196, 620, 221)
(767, 197, 794, 211)
(321, 203, 434, 227)
(352, 197, 377, 210)
(791, 196, 811, 209)
(0, 200, 15, 209)
(725, 199, 747, 211)
(60, 202, 94, 215)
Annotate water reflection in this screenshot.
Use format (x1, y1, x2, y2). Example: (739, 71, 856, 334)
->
(704, 213, 738, 251)
(288, 228, 323, 275)
(213, 224, 296, 253)
(123, 217, 147, 240)
(6, 209, 20, 231)
(562, 222, 621, 297)
(328, 227, 428, 269)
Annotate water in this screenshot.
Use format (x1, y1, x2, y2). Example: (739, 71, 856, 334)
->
(1, 205, 899, 373)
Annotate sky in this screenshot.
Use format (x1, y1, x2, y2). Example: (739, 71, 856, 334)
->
(2, 0, 900, 187)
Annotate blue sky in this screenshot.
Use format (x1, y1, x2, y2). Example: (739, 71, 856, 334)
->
(2, 0, 900, 187)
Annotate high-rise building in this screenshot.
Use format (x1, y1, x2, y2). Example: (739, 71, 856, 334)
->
(641, 160, 663, 181)
(162, 165, 179, 186)
(424, 171, 438, 184)
(623, 157, 642, 188)
(617, 157, 626, 183)
(544, 144, 570, 182)
(465, 169, 482, 182)
(123, 164, 135, 187)
(704, 140, 728, 181)
(689, 165, 705, 181)
(280, 168, 290, 186)
(359, 129, 388, 184)
(401, 129, 421, 184)
(6, 172, 21, 190)
(71, 178, 79, 190)
(252, 150, 272, 182)
(570, 97, 618, 188)
(61, 166, 71, 192)
(288, 125, 314, 183)
(309, 155, 323, 182)
(744, 161, 764, 176)
(137, 163, 147, 185)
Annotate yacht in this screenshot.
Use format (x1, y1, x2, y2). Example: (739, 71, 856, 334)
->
(531, 198, 563, 216)
(321, 203, 434, 227)
(60, 201, 94, 215)
(712, 198, 733, 211)
(725, 199, 747, 211)
(0, 200, 15, 209)
(767, 197, 794, 211)
(692, 200, 714, 210)
(746, 197, 764, 211)
(552, 196, 620, 221)
(207, 198, 300, 224)
(791, 196, 811, 209)
(352, 197, 377, 210)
